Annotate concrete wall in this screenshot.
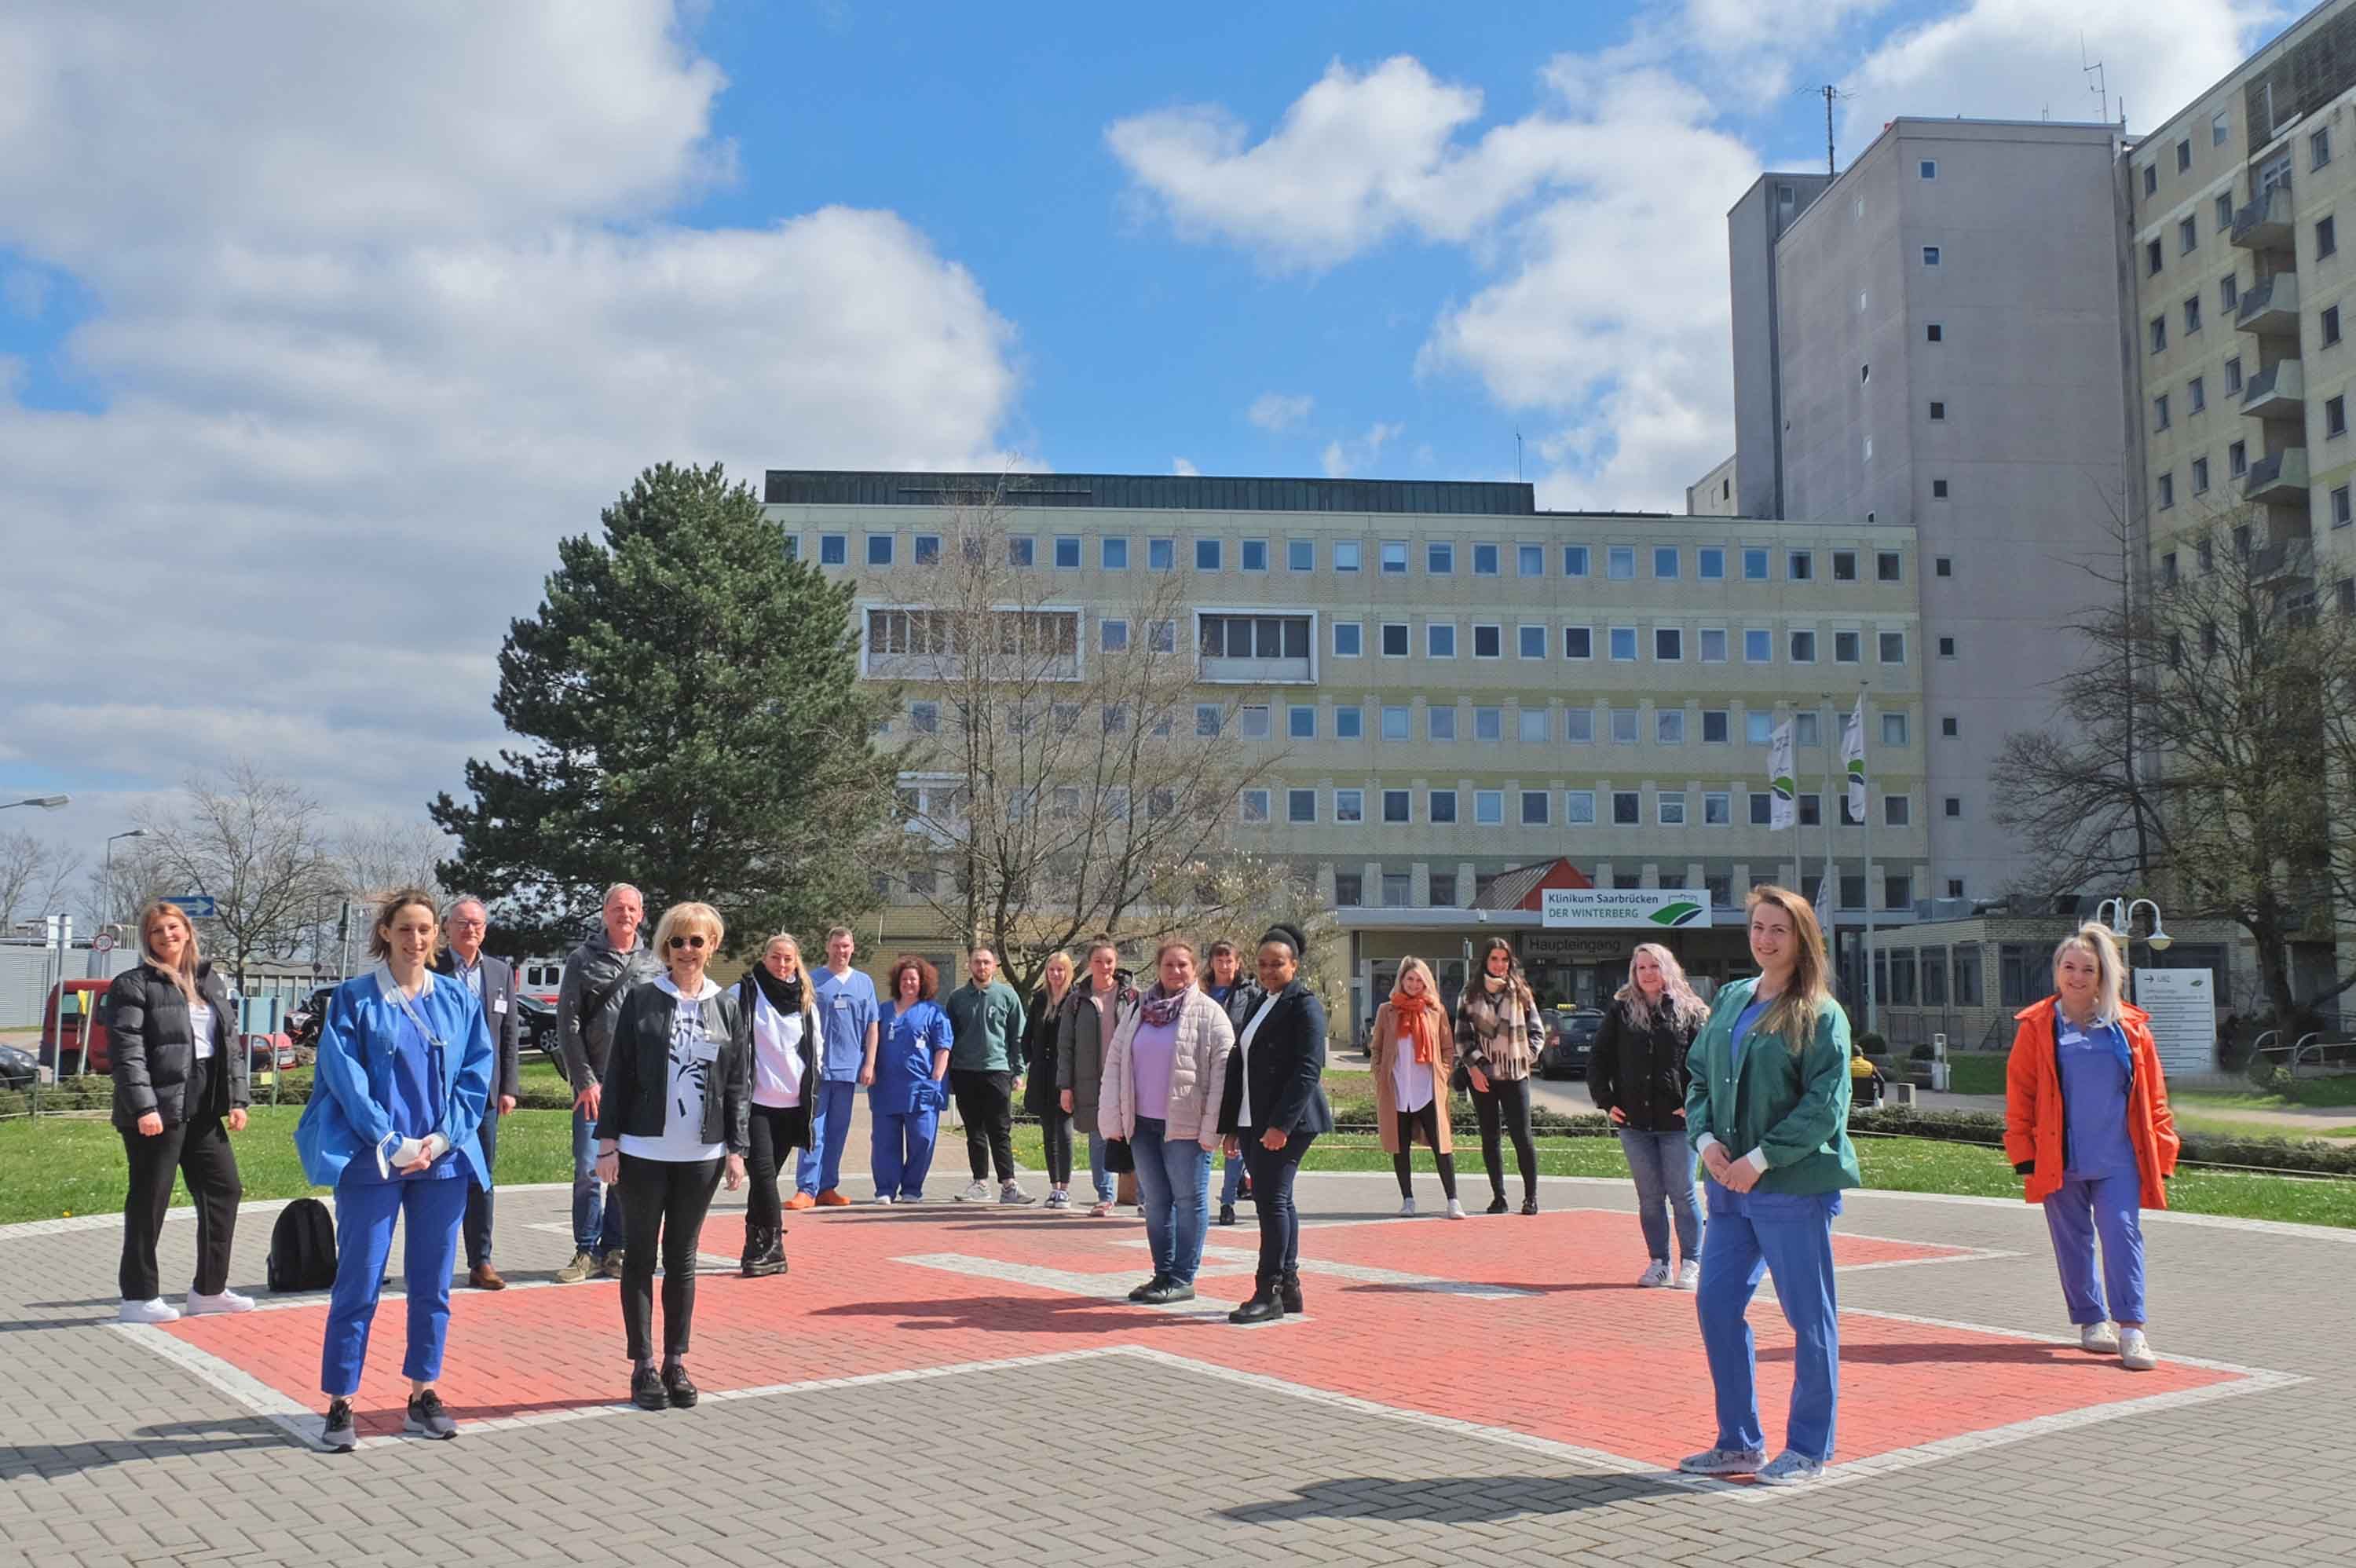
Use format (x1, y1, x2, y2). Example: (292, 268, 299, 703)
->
(1729, 172, 1831, 518)
(1686, 453, 1740, 515)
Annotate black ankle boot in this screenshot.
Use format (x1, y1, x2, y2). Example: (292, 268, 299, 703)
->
(631, 1360, 666, 1410)
(1229, 1277, 1283, 1325)
(662, 1360, 698, 1409)
(740, 1226, 767, 1276)
(1278, 1266, 1303, 1314)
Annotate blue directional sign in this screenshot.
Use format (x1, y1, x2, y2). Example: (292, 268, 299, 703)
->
(165, 895, 218, 919)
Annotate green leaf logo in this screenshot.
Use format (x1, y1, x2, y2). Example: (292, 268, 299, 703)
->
(1772, 775, 1796, 801)
(1649, 901, 1706, 927)
(1847, 760, 1865, 781)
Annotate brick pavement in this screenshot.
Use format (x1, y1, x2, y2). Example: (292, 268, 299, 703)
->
(2, 1171, 2351, 1566)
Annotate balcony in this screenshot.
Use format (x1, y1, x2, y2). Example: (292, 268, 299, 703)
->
(2242, 447, 2309, 505)
(2241, 358, 2306, 418)
(2230, 183, 2296, 250)
(2235, 271, 2302, 337)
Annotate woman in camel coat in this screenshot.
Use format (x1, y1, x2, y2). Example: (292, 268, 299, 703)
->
(1368, 956, 1463, 1219)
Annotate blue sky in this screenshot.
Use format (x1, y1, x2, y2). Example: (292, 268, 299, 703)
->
(0, 0, 2291, 874)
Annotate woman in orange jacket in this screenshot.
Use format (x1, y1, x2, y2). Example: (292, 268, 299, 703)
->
(2003, 923, 2180, 1372)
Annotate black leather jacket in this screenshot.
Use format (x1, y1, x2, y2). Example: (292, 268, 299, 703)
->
(592, 981, 752, 1153)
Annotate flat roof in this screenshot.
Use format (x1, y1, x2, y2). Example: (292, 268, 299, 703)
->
(764, 470, 1538, 516)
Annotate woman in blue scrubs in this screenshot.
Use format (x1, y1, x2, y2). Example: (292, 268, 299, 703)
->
(1677, 885, 1860, 1488)
(295, 887, 494, 1453)
(869, 956, 953, 1203)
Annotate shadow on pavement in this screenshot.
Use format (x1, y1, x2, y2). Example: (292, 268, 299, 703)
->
(806, 1293, 1227, 1336)
(0, 1416, 295, 1479)
(1758, 1340, 2089, 1367)
(1219, 1471, 1692, 1524)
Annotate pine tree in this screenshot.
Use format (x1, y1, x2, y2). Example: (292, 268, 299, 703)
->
(431, 462, 894, 953)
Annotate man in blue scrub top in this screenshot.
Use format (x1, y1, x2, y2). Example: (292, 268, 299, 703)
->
(794, 926, 878, 1207)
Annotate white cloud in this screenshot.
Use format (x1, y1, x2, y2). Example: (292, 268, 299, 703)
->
(1321, 421, 1404, 478)
(1246, 391, 1315, 433)
(0, 2, 1022, 850)
(1171, 456, 1200, 475)
(1842, 0, 2288, 142)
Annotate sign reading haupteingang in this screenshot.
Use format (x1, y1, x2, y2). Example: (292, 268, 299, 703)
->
(1541, 889, 1713, 930)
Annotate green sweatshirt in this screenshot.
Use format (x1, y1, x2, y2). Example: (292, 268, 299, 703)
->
(1682, 977, 1861, 1196)
(945, 979, 1027, 1074)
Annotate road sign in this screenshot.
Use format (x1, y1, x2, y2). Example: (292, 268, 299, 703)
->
(166, 895, 218, 919)
(91, 931, 116, 953)
(2134, 968, 2219, 1074)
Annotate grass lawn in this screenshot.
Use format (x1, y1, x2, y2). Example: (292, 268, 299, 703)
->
(9, 1106, 2352, 1232)
(2174, 1074, 2356, 1111)
(1941, 1054, 2007, 1095)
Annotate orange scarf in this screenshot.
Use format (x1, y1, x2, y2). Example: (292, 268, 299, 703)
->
(1390, 988, 1445, 1065)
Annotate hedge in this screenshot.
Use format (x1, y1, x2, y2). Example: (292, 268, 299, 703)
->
(1849, 1104, 2356, 1177)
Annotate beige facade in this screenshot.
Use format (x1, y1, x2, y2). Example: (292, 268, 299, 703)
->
(1686, 453, 1740, 516)
(2128, 0, 2356, 612)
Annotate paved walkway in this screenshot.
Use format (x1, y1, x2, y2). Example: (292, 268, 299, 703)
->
(2, 1168, 2348, 1566)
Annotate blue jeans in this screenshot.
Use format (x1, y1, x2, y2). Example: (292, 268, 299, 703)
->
(872, 1106, 941, 1201)
(1696, 1184, 1842, 1463)
(572, 1104, 624, 1255)
(1242, 1130, 1315, 1279)
(1618, 1128, 1703, 1265)
(1128, 1117, 1212, 1285)
(2043, 1172, 2146, 1325)
(1087, 1131, 1116, 1205)
(1220, 1150, 1247, 1205)
(796, 1079, 858, 1196)
(321, 1175, 469, 1397)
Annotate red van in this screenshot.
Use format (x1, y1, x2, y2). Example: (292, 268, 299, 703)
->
(39, 979, 115, 1076)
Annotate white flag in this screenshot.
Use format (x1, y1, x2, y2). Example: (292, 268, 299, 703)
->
(1813, 870, 1836, 934)
(1842, 695, 1868, 824)
(1769, 719, 1796, 831)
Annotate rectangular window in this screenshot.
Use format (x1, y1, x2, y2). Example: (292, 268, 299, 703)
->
(1514, 543, 1544, 577)
(1100, 618, 1129, 652)
(1564, 544, 1590, 577)
(1879, 631, 1906, 664)
(1656, 709, 1685, 744)
(1563, 626, 1592, 660)
(1052, 535, 1081, 568)
(1518, 623, 1546, 659)
(1427, 623, 1458, 659)
(1334, 873, 1362, 907)
(1238, 704, 1270, 740)
(1286, 538, 1314, 572)
(2177, 138, 2191, 172)
(1147, 619, 1174, 652)
(1704, 791, 1730, 826)
(2332, 395, 2348, 438)
(1240, 539, 1268, 572)
(1381, 705, 1410, 740)
(1653, 546, 1679, 579)
(1475, 791, 1503, 826)
(1884, 873, 1912, 912)
(2179, 215, 2197, 254)
(1945, 797, 1962, 819)
(1238, 790, 1269, 824)
(1922, 245, 1941, 267)
(1743, 546, 1769, 581)
(2143, 165, 2156, 196)
(2320, 215, 2338, 259)
(1472, 623, 1502, 659)
(1608, 546, 1636, 580)
(2228, 440, 2247, 477)
(820, 533, 847, 565)
(1335, 706, 1363, 740)
(909, 700, 938, 733)
(2214, 108, 2230, 145)
(1147, 537, 1174, 571)
(1834, 630, 1860, 663)
(1608, 627, 1638, 661)
(1381, 540, 1409, 574)
(1381, 622, 1408, 657)
(1335, 788, 1364, 823)
(2225, 356, 2243, 396)
(1699, 627, 1728, 663)
(1658, 791, 1686, 826)
(867, 534, 895, 566)
(1333, 621, 1363, 657)
(1926, 322, 1943, 343)
(2149, 315, 2166, 353)
(1832, 550, 1858, 583)
(1749, 792, 1772, 825)
(1788, 550, 1813, 581)
(1882, 712, 1909, 747)
(1474, 707, 1502, 743)
(1610, 707, 1639, 744)
(1333, 539, 1362, 572)
(1919, 159, 1937, 179)
(1287, 788, 1316, 824)
(1743, 628, 1772, 663)
(1428, 707, 1456, 742)
(1426, 541, 1454, 575)
(1876, 550, 1901, 583)
(2193, 457, 2210, 494)
(2335, 485, 2352, 526)
(1802, 795, 1823, 828)
(1517, 707, 1547, 744)
(1794, 712, 1820, 747)
(1520, 791, 1549, 826)
(1654, 627, 1682, 661)
(2316, 126, 2333, 170)
(2218, 195, 2235, 234)
(1702, 708, 1729, 744)
(1100, 536, 1129, 570)
(2186, 294, 2203, 331)
(2153, 393, 2170, 431)
(1939, 635, 1958, 658)
(1287, 705, 1315, 740)
(2190, 376, 2205, 413)
(1612, 791, 1641, 826)
(1565, 790, 1596, 824)
(913, 533, 941, 565)
(2329, 306, 2346, 348)
(1194, 538, 1220, 572)
(1472, 542, 1500, 576)
(1427, 789, 1455, 824)
(2157, 472, 2175, 509)
(1929, 400, 1947, 422)
(1563, 707, 1593, 744)
(1789, 630, 1816, 663)
(2221, 272, 2238, 313)
(1699, 546, 1725, 579)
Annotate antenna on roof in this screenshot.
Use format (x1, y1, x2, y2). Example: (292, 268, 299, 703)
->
(1809, 84, 1852, 175)
(2082, 35, 2108, 127)
(1516, 430, 1524, 482)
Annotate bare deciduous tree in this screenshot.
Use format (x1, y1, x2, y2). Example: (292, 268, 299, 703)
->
(0, 829, 81, 932)
(1993, 512, 2356, 1028)
(137, 762, 338, 990)
(872, 484, 1291, 996)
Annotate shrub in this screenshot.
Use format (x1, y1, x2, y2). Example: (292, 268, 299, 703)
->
(1908, 1043, 1937, 1062)
(1857, 1031, 1888, 1056)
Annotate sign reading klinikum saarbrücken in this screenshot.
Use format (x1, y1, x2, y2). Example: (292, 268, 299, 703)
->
(1540, 890, 1713, 930)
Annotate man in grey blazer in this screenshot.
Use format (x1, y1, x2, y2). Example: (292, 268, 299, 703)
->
(435, 896, 522, 1289)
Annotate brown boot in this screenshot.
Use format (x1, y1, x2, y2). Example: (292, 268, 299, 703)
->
(467, 1263, 506, 1291)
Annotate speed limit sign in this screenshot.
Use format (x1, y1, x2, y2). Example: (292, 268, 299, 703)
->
(92, 930, 117, 953)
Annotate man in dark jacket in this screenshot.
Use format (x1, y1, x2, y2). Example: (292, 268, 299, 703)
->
(554, 883, 660, 1282)
(434, 897, 522, 1289)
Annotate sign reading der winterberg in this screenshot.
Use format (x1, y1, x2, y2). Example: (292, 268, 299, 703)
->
(1541, 889, 1713, 930)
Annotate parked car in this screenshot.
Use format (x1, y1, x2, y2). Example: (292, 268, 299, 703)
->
(37, 979, 115, 1076)
(243, 1033, 298, 1073)
(0, 1042, 37, 1091)
(515, 992, 562, 1064)
(285, 985, 338, 1054)
(1536, 1007, 1604, 1080)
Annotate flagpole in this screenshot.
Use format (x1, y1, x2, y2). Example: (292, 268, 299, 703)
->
(1820, 690, 1838, 985)
(1859, 683, 1878, 1036)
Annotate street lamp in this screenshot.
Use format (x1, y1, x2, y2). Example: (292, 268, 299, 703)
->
(0, 795, 71, 811)
(105, 829, 148, 931)
(2093, 896, 2172, 952)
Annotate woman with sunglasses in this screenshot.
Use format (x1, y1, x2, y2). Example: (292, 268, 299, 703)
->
(594, 902, 750, 1413)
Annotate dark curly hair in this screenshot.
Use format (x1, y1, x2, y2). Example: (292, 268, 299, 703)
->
(886, 952, 939, 1002)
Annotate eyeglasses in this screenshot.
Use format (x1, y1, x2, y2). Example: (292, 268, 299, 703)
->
(668, 934, 708, 951)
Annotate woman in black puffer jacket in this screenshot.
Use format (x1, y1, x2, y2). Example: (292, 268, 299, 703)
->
(107, 900, 252, 1324)
(1590, 942, 1710, 1291)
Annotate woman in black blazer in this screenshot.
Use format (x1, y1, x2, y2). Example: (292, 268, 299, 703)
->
(107, 900, 252, 1323)
(1218, 923, 1333, 1324)
(593, 901, 751, 1412)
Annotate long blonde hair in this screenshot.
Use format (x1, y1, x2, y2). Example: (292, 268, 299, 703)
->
(1615, 942, 1709, 1033)
(2051, 923, 2126, 1024)
(137, 901, 202, 1006)
(1747, 885, 1835, 1048)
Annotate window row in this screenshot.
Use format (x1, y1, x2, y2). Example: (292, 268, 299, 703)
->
(1333, 620, 1909, 666)
(1326, 867, 1919, 912)
(1239, 784, 1919, 830)
(1198, 702, 1915, 749)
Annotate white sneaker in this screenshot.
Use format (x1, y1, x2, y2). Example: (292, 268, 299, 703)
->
(1396, 1197, 1418, 1217)
(1754, 1449, 1827, 1486)
(872, 1193, 895, 1205)
(998, 1182, 1037, 1206)
(1637, 1259, 1672, 1288)
(956, 1179, 993, 1203)
(118, 1298, 180, 1325)
(1446, 1199, 1467, 1220)
(1674, 1259, 1701, 1291)
(185, 1288, 255, 1316)
(2080, 1322, 2120, 1354)
(2119, 1328, 2157, 1371)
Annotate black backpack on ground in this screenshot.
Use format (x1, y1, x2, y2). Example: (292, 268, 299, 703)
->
(267, 1197, 338, 1292)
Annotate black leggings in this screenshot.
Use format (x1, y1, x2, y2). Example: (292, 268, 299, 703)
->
(1242, 1131, 1315, 1279)
(1039, 1106, 1074, 1186)
(1470, 1076, 1537, 1202)
(950, 1069, 1015, 1183)
(744, 1102, 808, 1237)
(1392, 1102, 1458, 1200)
(617, 1153, 721, 1362)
